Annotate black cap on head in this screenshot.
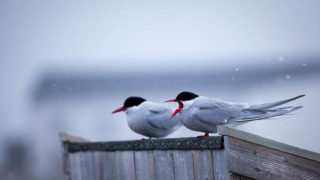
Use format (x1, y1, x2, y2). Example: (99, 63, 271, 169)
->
(124, 97, 146, 108)
(176, 91, 199, 101)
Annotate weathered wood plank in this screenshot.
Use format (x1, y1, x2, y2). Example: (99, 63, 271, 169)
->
(193, 150, 214, 180)
(217, 125, 320, 163)
(134, 151, 155, 180)
(173, 150, 195, 180)
(99, 151, 117, 180)
(153, 150, 175, 180)
(69, 152, 82, 180)
(62, 131, 320, 180)
(212, 150, 229, 180)
(90, 152, 101, 180)
(115, 151, 136, 180)
(79, 152, 100, 180)
(225, 136, 320, 180)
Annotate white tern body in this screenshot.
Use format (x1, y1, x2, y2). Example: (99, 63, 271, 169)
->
(126, 101, 181, 138)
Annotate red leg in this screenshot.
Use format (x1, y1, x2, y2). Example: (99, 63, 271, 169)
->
(197, 132, 209, 138)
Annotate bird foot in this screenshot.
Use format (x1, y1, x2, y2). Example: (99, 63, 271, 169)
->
(197, 133, 209, 138)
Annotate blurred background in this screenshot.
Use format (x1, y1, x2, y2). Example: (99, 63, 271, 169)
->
(1, 0, 320, 179)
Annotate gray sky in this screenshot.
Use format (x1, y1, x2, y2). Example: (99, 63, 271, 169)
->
(1, 0, 320, 72)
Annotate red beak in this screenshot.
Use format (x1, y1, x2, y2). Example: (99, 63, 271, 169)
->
(112, 107, 127, 114)
(170, 108, 182, 119)
(165, 99, 184, 119)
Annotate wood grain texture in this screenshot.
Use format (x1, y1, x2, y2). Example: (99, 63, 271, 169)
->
(99, 152, 117, 180)
(217, 125, 320, 163)
(193, 150, 214, 180)
(115, 151, 136, 180)
(68, 152, 100, 180)
(173, 150, 195, 180)
(79, 152, 100, 180)
(153, 150, 175, 180)
(212, 150, 229, 180)
(69, 152, 82, 180)
(134, 151, 155, 180)
(225, 136, 320, 180)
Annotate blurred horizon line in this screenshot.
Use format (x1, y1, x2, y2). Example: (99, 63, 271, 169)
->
(37, 55, 320, 75)
(32, 57, 320, 102)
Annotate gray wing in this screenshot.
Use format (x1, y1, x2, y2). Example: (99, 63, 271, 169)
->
(191, 98, 247, 125)
(146, 104, 180, 130)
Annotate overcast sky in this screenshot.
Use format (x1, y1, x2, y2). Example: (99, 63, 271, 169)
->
(1, 0, 320, 73)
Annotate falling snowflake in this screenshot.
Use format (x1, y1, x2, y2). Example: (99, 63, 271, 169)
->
(278, 56, 285, 61)
(285, 74, 291, 80)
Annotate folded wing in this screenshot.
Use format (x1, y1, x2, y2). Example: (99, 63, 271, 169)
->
(146, 103, 181, 131)
(191, 98, 247, 125)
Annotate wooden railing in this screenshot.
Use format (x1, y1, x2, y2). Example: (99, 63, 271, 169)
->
(60, 125, 320, 180)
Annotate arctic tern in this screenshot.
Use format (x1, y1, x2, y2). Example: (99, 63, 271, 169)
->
(112, 96, 181, 138)
(166, 91, 304, 137)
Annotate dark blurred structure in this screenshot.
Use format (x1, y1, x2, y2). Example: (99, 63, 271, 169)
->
(34, 58, 320, 101)
(0, 138, 33, 180)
